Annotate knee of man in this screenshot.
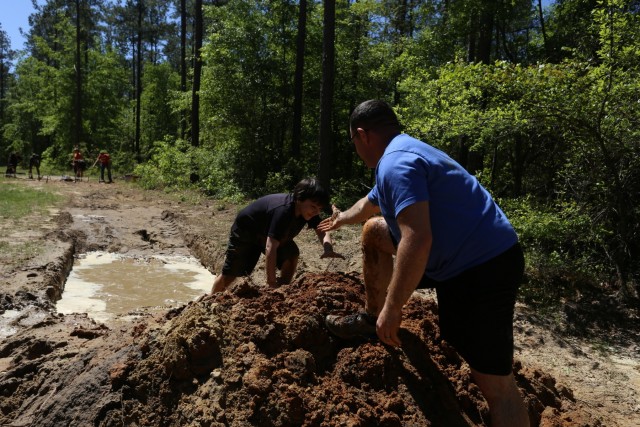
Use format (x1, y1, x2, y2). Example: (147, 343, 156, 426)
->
(361, 217, 390, 249)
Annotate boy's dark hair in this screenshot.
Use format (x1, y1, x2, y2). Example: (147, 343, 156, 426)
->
(292, 178, 330, 207)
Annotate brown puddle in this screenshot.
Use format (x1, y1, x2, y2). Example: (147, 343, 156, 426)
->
(56, 251, 214, 324)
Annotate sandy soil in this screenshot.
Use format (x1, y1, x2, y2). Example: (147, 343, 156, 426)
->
(0, 177, 638, 426)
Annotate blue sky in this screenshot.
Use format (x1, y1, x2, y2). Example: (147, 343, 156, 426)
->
(1, 1, 41, 51)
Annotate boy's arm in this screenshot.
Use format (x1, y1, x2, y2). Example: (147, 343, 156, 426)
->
(314, 228, 345, 259)
(264, 236, 280, 287)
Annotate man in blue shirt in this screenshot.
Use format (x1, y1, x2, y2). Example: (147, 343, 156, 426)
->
(319, 100, 529, 427)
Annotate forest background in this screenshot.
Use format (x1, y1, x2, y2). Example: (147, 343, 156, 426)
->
(0, 0, 638, 309)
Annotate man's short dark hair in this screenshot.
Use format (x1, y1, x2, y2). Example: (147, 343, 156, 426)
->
(292, 177, 330, 207)
(350, 100, 401, 132)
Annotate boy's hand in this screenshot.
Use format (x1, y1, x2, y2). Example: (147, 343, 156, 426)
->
(321, 242, 345, 259)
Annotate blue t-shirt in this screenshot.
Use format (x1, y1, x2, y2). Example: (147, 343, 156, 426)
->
(367, 134, 517, 281)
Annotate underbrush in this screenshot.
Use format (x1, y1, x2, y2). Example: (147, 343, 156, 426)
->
(502, 197, 640, 347)
(501, 197, 606, 298)
(133, 139, 245, 203)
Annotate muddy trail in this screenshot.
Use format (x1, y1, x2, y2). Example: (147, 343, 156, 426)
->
(0, 178, 638, 426)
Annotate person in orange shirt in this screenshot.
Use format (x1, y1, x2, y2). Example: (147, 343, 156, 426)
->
(94, 150, 113, 183)
(71, 147, 85, 181)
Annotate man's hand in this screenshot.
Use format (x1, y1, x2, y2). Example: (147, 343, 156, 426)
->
(376, 305, 403, 347)
(317, 204, 341, 233)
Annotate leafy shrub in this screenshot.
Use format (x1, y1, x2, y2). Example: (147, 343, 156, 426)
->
(330, 178, 373, 211)
(133, 138, 246, 203)
(500, 196, 607, 306)
(264, 171, 294, 195)
(134, 139, 193, 190)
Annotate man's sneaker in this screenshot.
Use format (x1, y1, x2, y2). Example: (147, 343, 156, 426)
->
(325, 312, 377, 339)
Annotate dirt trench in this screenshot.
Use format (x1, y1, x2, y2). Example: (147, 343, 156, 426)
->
(0, 181, 607, 426)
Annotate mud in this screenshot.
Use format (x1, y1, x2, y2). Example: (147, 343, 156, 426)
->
(0, 178, 636, 426)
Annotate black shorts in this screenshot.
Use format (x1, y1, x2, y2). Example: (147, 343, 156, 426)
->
(221, 226, 300, 277)
(390, 227, 524, 375)
(429, 243, 524, 375)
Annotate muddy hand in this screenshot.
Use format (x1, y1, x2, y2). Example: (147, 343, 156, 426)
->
(376, 307, 402, 347)
(318, 204, 342, 232)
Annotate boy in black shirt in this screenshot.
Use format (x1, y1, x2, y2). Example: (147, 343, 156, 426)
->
(210, 178, 343, 293)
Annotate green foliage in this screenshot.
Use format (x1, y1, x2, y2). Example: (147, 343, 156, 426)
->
(264, 171, 294, 195)
(140, 63, 181, 155)
(329, 177, 372, 210)
(133, 138, 246, 202)
(192, 145, 245, 202)
(501, 196, 608, 305)
(399, 54, 640, 291)
(134, 139, 195, 190)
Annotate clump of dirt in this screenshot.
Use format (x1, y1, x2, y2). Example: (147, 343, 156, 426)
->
(1, 270, 597, 426)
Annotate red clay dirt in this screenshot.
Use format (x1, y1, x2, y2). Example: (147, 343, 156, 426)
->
(0, 178, 632, 426)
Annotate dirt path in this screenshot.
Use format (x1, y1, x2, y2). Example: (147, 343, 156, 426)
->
(0, 178, 638, 426)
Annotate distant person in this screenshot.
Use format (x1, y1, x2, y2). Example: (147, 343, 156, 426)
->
(318, 100, 529, 427)
(94, 150, 113, 183)
(28, 153, 41, 180)
(5, 152, 19, 178)
(71, 146, 85, 181)
(208, 178, 344, 294)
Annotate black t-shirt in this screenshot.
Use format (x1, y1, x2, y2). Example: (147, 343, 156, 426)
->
(233, 193, 321, 246)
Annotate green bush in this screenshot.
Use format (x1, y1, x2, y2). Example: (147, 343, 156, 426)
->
(500, 196, 607, 306)
(133, 138, 246, 203)
(330, 178, 372, 211)
(134, 139, 193, 190)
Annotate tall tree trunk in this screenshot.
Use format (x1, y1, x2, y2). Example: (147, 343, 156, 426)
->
(462, 2, 495, 174)
(537, 0, 550, 60)
(135, 0, 143, 162)
(345, 1, 362, 180)
(476, 3, 494, 65)
(317, 0, 336, 190)
(0, 41, 6, 124)
(291, 0, 307, 159)
(180, 0, 187, 139)
(74, 0, 83, 149)
(191, 0, 202, 150)
(188, 0, 203, 184)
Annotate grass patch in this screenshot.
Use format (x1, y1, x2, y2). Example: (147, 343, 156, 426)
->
(0, 181, 64, 219)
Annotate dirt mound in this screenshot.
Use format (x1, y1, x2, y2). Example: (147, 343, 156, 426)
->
(1, 270, 597, 426)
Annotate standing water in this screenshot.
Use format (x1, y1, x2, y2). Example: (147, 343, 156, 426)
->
(56, 251, 214, 324)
